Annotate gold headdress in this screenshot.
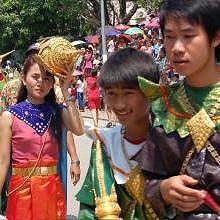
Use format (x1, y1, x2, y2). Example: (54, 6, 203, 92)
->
(35, 37, 79, 78)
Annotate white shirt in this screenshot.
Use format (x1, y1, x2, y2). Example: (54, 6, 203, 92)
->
(76, 79, 84, 93)
(85, 124, 146, 184)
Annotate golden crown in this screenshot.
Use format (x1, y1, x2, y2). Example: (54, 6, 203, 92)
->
(35, 37, 79, 78)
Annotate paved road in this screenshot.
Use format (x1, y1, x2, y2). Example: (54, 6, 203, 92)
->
(67, 110, 109, 219)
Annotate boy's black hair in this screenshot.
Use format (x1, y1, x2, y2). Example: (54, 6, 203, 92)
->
(159, 0, 220, 62)
(98, 48, 159, 89)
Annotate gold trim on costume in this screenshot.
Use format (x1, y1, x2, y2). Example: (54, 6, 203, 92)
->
(124, 166, 144, 205)
(144, 200, 160, 220)
(207, 142, 220, 166)
(186, 109, 215, 152)
(180, 147, 196, 175)
(12, 165, 57, 176)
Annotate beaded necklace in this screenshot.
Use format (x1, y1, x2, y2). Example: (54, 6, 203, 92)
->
(8, 100, 54, 135)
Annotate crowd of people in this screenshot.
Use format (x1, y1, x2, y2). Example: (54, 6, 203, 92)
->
(0, 0, 220, 219)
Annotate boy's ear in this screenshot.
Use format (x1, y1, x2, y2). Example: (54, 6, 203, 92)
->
(212, 30, 220, 48)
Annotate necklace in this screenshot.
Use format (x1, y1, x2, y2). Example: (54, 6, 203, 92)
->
(8, 100, 54, 135)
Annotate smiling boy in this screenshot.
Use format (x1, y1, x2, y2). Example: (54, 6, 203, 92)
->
(76, 48, 161, 219)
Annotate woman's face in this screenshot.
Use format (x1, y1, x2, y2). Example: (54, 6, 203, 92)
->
(23, 62, 54, 103)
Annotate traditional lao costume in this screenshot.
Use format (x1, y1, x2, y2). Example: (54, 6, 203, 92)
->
(76, 125, 160, 220)
(139, 77, 220, 220)
(6, 100, 66, 220)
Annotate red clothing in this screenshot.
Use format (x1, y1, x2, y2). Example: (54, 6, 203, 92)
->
(86, 76, 100, 110)
(6, 116, 66, 220)
(11, 116, 59, 165)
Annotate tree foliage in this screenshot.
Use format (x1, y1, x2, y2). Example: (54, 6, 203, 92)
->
(0, 0, 162, 55)
(0, 0, 84, 53)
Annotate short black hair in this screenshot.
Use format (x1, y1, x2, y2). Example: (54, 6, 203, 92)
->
(98, 48, 159, 89)
(160, 0, 220, 42)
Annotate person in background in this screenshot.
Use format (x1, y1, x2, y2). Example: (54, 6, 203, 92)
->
(85, 67, 101, 127)
(83, 47, 94, 77)
(75, 48, 85, 71)
(76, 75, 85, 112)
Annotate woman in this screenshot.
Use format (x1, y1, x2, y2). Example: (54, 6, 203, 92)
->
(76, 75, 85, 111)
(83, 47, 93, 76)
(0, 42, 84, 219)
(85, 68, 100, 127)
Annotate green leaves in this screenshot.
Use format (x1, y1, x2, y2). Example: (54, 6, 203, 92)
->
(0, 0, 82, 54)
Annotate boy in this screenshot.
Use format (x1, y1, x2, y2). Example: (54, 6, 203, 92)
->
(139, 0, 220, 219)
(76, 48, 160, 219)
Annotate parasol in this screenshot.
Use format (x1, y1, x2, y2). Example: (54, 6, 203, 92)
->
(115, 24, 130, 31)
(71, 40, 86, 46)
(84, 35, 100, 44)
(124, 27, 144, 35)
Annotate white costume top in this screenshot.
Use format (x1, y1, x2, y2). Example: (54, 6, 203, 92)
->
(85, 124, 147, 184)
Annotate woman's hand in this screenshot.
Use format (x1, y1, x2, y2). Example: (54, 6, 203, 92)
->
(70, 163, 81, 186)
(59, 75, 72, 97)
(160, 175, 206, 212)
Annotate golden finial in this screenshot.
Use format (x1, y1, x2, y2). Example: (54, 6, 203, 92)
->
(95, 139, 121, 220)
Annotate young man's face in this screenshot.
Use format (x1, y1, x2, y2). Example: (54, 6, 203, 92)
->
(104, 86, 148, 127)
(163, 17, 216, 77)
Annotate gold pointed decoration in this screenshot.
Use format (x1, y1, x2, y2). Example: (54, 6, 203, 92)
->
(186, 109, 215, 152)
(0, 50, 15, 64)
(35, 37, 79, 78)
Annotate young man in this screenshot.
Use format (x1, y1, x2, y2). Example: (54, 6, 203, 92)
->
(76, 48, 160, 219)
(139, 0, 220, 219)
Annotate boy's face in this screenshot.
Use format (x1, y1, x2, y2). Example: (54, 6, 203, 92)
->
(163, 17, 217, 77)
(104, 86, 148, 127)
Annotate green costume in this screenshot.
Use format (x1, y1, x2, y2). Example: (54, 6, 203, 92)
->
(76, 127, 159, 220)
(138, 77, 220, 219)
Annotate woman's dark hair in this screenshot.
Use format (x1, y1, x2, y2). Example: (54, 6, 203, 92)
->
(98, 47, 159, 89)
(159, 0, 220, 64)
(91, 67, 98, 77)
(17, 50, 62, 145)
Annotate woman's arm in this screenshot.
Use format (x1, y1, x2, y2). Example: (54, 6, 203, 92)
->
(60, 77, 84, 136)
(0, 111, 12, 193)
(67, 130, 81, 185)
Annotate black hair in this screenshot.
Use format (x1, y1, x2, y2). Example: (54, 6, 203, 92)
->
(98, 48, 159, 89)
(17, 49, 62, 146)
(160, 0, 220, 41)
